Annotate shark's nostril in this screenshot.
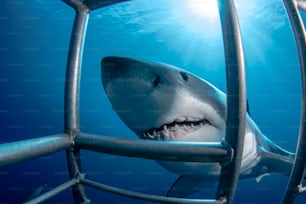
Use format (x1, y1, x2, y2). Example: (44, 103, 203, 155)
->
(153, 75, 161, 87)
(180, 71, 189, 82)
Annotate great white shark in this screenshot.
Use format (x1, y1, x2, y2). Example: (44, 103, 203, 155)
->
(101, 56, 296, 198)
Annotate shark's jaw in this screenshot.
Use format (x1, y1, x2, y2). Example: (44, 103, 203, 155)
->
(142, 117, 211, 140)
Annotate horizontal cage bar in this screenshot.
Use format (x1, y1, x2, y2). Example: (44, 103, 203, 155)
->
(23, 178, 79, 204)
(0, 134, 72, 167)
(75, 133, 231, 163)
(80, 178, 225, 204)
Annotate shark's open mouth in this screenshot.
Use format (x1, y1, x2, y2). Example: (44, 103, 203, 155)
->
(142, 117, 211, 140)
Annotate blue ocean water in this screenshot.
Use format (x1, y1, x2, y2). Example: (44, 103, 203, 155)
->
(1, 0, 306, 203)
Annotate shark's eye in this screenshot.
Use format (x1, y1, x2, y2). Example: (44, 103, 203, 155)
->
(180, 71, 189, 81)
(153, 75, 161, 87)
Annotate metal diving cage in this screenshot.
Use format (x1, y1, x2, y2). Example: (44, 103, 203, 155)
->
(0, 0, 306, 203)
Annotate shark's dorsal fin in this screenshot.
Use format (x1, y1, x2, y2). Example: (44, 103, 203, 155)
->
(167, 176, 215, 198)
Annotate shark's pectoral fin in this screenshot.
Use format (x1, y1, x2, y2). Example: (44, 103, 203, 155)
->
(255, 173, 271, 183)
(167, 176, 215, 198)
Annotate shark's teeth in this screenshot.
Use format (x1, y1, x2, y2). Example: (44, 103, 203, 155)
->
(142, 118, 211, 140)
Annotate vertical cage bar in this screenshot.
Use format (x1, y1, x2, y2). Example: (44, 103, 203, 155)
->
(62, 0, 90, 203)
(282, 0, 306, 203)
(66, 149, 89, 203)
(216, 0, 247, 203)
(63, 0, 89, 132)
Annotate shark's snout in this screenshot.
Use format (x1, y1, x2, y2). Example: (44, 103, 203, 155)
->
(101, 56, 172, 133)
(101, 56, 166, 95)
(101, 56, 134, 86)
(102, 56, 136, 71)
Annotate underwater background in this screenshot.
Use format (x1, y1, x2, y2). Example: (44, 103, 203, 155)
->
(1, 0, 306, 203)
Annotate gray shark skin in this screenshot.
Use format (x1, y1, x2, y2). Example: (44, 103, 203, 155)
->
(101, 56, 295, 198)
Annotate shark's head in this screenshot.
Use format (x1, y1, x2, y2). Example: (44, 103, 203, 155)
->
(101, 56, 226, 143)
(101, 56, 295, 197)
